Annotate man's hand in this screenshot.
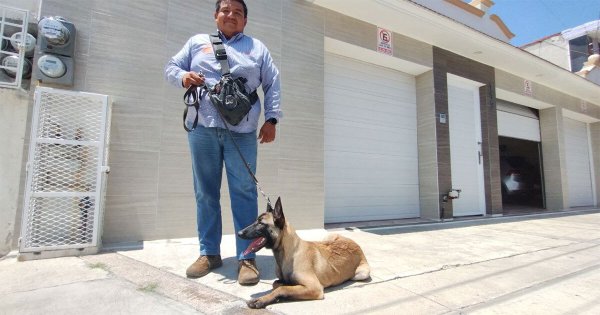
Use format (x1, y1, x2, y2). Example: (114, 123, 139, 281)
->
(182, 71, 205, 88)
(258, 122, 276, 144)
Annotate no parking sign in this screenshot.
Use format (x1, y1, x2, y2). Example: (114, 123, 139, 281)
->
(377, 27, 393, 55)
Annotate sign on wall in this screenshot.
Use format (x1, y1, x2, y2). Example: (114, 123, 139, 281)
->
(523, 79, 533, 96)
(377, 27, 393, 56)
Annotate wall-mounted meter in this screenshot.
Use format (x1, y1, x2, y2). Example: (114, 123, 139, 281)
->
(10, 32, 36, 57)
(37, 54, 66, 78)
(35, 53, 73, 85)
(2, 55, 32, 78)
(38, 16, 75, 56)
(35, 16, 76, 86)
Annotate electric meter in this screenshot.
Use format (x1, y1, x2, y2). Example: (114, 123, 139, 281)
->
(1, 55, 32, 78)
(10, 32, 37, 57)
(38, 16, 70, 46)
(37, 54, 67, 78)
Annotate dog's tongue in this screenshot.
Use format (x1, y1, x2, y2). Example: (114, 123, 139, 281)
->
(243, 237, 266, 256)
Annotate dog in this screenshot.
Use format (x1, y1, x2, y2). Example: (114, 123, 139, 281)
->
(237, 197, 370, 309)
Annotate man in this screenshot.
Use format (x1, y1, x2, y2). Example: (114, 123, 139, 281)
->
(164, 0, 281, 285)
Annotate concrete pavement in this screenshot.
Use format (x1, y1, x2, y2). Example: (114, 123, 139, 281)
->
(1, 210, 599, 314)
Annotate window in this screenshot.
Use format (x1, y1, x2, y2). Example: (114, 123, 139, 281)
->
(568, 35, 591, 72)
(0, 5, 31, 89)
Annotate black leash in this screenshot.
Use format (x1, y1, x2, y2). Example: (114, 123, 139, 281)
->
(183, 85, 204, 132)
(183, 84, 272, 208)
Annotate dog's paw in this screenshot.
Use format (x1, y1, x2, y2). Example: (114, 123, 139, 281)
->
(247, 298, 267, 309)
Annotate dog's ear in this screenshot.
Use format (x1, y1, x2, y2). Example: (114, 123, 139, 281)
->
(266, 202, 274, 213)
(273, 197, 285, 229)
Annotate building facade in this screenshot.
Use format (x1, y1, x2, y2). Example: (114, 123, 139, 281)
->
(522, 19, 600, 74)
(2, 0, 600, 256)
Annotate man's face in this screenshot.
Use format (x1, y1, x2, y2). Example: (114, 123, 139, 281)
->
(214, 0, 247, 39)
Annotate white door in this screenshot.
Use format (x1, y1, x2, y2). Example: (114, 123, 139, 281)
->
(564, 117, 595, 207)
(448, 75, 485, 216)
(324, 53, 419, 223)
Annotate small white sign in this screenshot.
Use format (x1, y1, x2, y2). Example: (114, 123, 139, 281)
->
(377, 27, 393, 56)
(523, 79, 533, 96)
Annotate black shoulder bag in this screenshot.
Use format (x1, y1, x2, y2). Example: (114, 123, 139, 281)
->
(182, 34, 259, 131)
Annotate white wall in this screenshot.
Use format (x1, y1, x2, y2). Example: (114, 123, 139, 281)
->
(522, 35, 570, 70)
(0, 89, 31, 256)
(410, 0, 510, 42)
(0, 0, 41, 257)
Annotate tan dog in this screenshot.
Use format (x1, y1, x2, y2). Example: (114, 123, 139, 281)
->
(237, 197, 370, 308)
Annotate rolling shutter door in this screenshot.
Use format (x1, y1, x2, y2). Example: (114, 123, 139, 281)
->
(324, 53, 419, 223)
(563, 117, 594, 207)
(497, 100, 540, 142)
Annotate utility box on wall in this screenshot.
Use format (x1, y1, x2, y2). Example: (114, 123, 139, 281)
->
(35, 16, 75, 86)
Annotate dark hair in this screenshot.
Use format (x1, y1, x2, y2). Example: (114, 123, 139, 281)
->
(215, 0, 248, 18)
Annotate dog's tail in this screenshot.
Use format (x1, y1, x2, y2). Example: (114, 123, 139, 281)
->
(352, 252, 370, 281)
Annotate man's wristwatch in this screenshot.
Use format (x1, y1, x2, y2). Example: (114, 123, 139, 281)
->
(266, 118, 278, 125)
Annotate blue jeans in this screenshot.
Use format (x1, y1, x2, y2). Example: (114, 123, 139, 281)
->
(187, 126, 258, 260)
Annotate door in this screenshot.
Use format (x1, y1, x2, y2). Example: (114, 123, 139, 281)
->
(448, 75, 485, 216)
(324, 53, 419, 223)
(564, 117, 595, 207)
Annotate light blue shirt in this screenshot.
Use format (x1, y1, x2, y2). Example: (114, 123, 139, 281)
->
(165, 32, 281, 133)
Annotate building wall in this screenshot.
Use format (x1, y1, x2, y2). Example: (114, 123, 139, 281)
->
(416, 71, 440, 220)
(4, 1, 600, 253)
(495, 70, 600, 120)
(0, 90, 31, 256)
(0, 0, 41, 257)
(522, 35, 570, 70)
(9, 0, 326, 245)
(539, 107, 569, 210)
(496, 69, 600, 210)
(411, 0, 511, 42)
(432, 47, 500, 217)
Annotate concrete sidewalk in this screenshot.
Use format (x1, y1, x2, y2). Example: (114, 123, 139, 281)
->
(1, 210, 599, 314)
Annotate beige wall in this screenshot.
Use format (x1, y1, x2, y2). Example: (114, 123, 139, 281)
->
(539, 107, 569, 210)
(8, 0, 326, 245)
(0, 0, 41, 257)
(415, 71, 440, 219)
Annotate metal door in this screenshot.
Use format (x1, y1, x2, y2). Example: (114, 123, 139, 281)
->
(20, 87, 111, 253)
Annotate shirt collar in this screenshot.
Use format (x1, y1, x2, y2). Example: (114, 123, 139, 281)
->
(217, 30, 244, 43)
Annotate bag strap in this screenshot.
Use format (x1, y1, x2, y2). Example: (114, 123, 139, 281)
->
(209, 33, 259, 104)
(210, 34, 230, 76)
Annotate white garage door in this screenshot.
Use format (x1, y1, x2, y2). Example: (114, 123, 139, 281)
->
(324, 53, 419, 223)
(564, 117, 595, 207)
(496, 100, 541, 142)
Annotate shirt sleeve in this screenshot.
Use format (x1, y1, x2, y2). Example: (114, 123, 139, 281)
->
(259, 43, 282, 122)
(165, 37, 193, 88)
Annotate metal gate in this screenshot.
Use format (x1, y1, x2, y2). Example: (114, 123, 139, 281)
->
(0, 5, 30, 89)
(20, 87, 111, 254)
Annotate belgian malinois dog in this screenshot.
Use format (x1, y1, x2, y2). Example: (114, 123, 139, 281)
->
(237, 197, 370, 309)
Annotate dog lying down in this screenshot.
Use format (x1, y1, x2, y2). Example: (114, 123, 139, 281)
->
(238, 197, 371, 309)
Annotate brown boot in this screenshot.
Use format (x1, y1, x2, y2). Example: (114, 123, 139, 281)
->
(186, 255, 222, 278)
(238, 259, 260, 285)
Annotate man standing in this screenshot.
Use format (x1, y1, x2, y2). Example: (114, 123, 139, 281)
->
(164, 0, 281, 285)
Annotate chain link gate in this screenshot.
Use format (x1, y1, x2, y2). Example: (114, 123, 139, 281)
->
(19, 87, 111, 258)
